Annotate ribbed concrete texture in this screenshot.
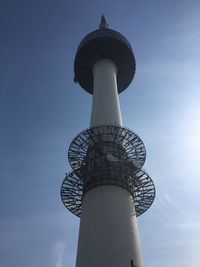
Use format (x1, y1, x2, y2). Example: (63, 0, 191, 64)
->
(75, 185, 144, 267)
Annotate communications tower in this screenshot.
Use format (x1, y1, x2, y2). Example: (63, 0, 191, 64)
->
(61, 16, 155, 267)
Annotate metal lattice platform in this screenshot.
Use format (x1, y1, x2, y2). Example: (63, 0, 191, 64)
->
(68, 126, 146, 173)
(60, 168, 155, 217)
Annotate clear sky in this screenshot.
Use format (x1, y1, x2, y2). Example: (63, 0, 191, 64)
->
(0, 0, 200, 267)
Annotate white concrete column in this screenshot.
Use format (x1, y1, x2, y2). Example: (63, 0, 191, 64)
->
(76, 186, 144, 267)
(90, 59, 122, 127)
(75, 58, 144, 267)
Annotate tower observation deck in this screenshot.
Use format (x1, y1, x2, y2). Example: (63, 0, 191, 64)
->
(61, 16, 155, 267)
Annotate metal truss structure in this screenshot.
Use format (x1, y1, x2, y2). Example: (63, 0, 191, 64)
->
(61, 167, 155, 217)
(61, 125, 155, 217)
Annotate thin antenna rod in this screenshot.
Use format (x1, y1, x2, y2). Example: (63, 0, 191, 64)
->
(99, 14, 108, 29)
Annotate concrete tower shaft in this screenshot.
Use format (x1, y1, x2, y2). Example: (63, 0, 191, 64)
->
(61, 16, 155, 267)
(76, 54, 144, 266)
(76, 186, 144, 267)
(91, 59, 122, 127)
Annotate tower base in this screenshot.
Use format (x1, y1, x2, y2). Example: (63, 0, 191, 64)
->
(75, 185, 144, 267)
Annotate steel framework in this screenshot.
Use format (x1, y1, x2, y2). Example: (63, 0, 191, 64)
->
(61, 167, 155, 217)
(68, 125, 146, 172)
(61, 125, 155, 217)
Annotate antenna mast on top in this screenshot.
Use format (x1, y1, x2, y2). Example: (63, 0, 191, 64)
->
(99, 15, 108, 29)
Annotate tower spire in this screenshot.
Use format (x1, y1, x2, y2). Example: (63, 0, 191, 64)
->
(99, 14, 108, 29)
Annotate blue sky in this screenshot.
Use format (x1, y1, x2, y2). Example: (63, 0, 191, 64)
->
(0, 0, 200, 266)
